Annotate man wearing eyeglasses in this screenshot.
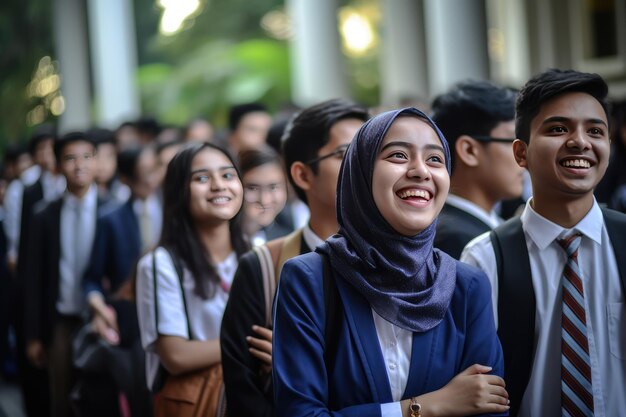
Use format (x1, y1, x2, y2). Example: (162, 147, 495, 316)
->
(431, 80, 525, 259)
(220, 99, 369, 417)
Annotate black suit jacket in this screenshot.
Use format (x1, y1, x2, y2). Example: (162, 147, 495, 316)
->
(24, 194, 105, 345)
(221, 235, 309, 417)
(435, 203, 492, 259)
(16, 180, 44, 288)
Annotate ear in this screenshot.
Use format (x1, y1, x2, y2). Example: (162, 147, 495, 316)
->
(290, 161, 313, 193)
(512, 139, 528, 168)
(455, 135, 481, 167)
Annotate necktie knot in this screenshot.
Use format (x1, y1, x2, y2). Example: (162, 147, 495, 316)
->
(557, 232, 582, 259)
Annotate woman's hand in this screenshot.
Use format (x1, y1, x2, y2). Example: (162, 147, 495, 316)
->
(247, 325, 273, 374)
(405, 364, 509, 417)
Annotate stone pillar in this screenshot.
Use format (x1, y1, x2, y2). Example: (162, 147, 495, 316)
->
(87, 0, 141, 128)
(286, 0, 349, 106)
(52, 0, 92, 132)
(379, 0, 429, 105)
(423, 0, 490, 96)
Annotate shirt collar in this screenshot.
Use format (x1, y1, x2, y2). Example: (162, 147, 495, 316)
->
(64, 184, 97, 210)
(521, 197, 604, 250)
(302, 224, 324, 251)
(446, 193, 502, 228)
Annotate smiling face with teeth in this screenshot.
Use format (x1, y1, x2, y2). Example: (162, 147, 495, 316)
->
(513, 91, 610, 206)
(372, 116, 450, 236)
(188, 148, 244, 225)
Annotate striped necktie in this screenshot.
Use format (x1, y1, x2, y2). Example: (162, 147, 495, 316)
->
(557, 232, 594, 417)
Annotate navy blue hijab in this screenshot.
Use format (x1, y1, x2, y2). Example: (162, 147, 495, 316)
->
(317, 107, 457, 333)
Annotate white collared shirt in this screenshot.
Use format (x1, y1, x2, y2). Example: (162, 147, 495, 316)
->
(302, 224, 323, 251)
(375, 312, 412, 417)
(446, 194, 502, 229)
(136, 248, 237, 388)
(57, 185, 98, 315)
(461, 198, 625, 417)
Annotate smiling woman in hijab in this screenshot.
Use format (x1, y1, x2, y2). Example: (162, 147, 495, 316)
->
(272, 107, 509, 417)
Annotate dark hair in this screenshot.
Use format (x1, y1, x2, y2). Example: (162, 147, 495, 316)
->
(265, 118, 291, 154)
(516, 68, 609, 144)
(281, 99, 369, 204)
(87, 128, 116, 147)
(610, 99, 626, 157)
(28, 124, 56, 155)
(117, 146, 145, 180)
(228, 103, 268, 131)
(159, 142, 249, 299)
(54, 131, 95, 162)
(4, 143, 30, 164)
(432, 80, 516, 172)
(156, 139, 184, 157)
(134, 117, 162, 140)
(238, 145, 283, 177)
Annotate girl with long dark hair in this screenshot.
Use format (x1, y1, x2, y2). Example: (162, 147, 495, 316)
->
(136, 142, 248, 391)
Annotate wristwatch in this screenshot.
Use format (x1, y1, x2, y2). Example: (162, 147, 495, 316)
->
(409, 397, 421, 417)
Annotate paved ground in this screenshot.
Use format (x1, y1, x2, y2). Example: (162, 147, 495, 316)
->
(0, 378, 25, 417)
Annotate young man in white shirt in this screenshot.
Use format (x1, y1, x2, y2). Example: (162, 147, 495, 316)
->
(24, 132, 100, 417)
(432, 81, 524, 259)
(461, 69, 626, 417)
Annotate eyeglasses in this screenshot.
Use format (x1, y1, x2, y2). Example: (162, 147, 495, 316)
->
(244, 183, 285, 203)
(305, 145, 349, 166)
(472, 135, 517, 144)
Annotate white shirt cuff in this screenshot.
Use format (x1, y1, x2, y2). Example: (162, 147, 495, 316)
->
(380, 401, 403, 417)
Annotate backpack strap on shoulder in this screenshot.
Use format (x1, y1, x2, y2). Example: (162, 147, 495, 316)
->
(490, 218, 533, 416)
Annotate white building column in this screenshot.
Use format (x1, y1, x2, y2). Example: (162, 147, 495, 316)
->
(87, 0, 140, 128)
(53, 0, 92, 132)
(286, 0, 349, 106)
(423, 0, 490, 97)
(379, 0, 429, 105)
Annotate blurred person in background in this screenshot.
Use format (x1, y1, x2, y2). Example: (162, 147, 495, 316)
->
(239, 145, 291, 246)
(227, 103, 272, 155)
(115, 121, 141, 152)
(183, 117, 214, 142)
(88, 128, 130, 205)
(595, 99, 626, 212)
(155, 140, 184, 187)
(431, 81, 524, 259)
(23, 132, 103, 417)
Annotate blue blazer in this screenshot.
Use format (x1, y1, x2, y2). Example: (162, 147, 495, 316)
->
(273, 252, 506, 417)
(84, 199, 142, 297)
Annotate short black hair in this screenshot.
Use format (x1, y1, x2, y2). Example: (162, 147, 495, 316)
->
(117, 146, 145, 181)
(238, 145, 283, 177)
(516, 68, 609, 144)
(228, 103, 268, 131)
(281, 99, 369, 204)
(54, 131, 95, 162)
(87, 127, 116, 147)
(432, 80, 516, 172)
(28, 124, 56, 155)
(4, 143, 30, 164)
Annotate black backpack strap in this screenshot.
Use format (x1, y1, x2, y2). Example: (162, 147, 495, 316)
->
(154, 248, 193, 340)
(602, 207, 626, 293)
(490, 218, 534, 416)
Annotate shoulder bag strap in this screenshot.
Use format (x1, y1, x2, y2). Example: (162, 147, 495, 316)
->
(276, 229, 304, 276)
(252, 245, 276, 327)
(602, 207, 626, 293)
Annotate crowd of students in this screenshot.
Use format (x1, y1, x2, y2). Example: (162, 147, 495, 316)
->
(0, 68, 625, 417)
